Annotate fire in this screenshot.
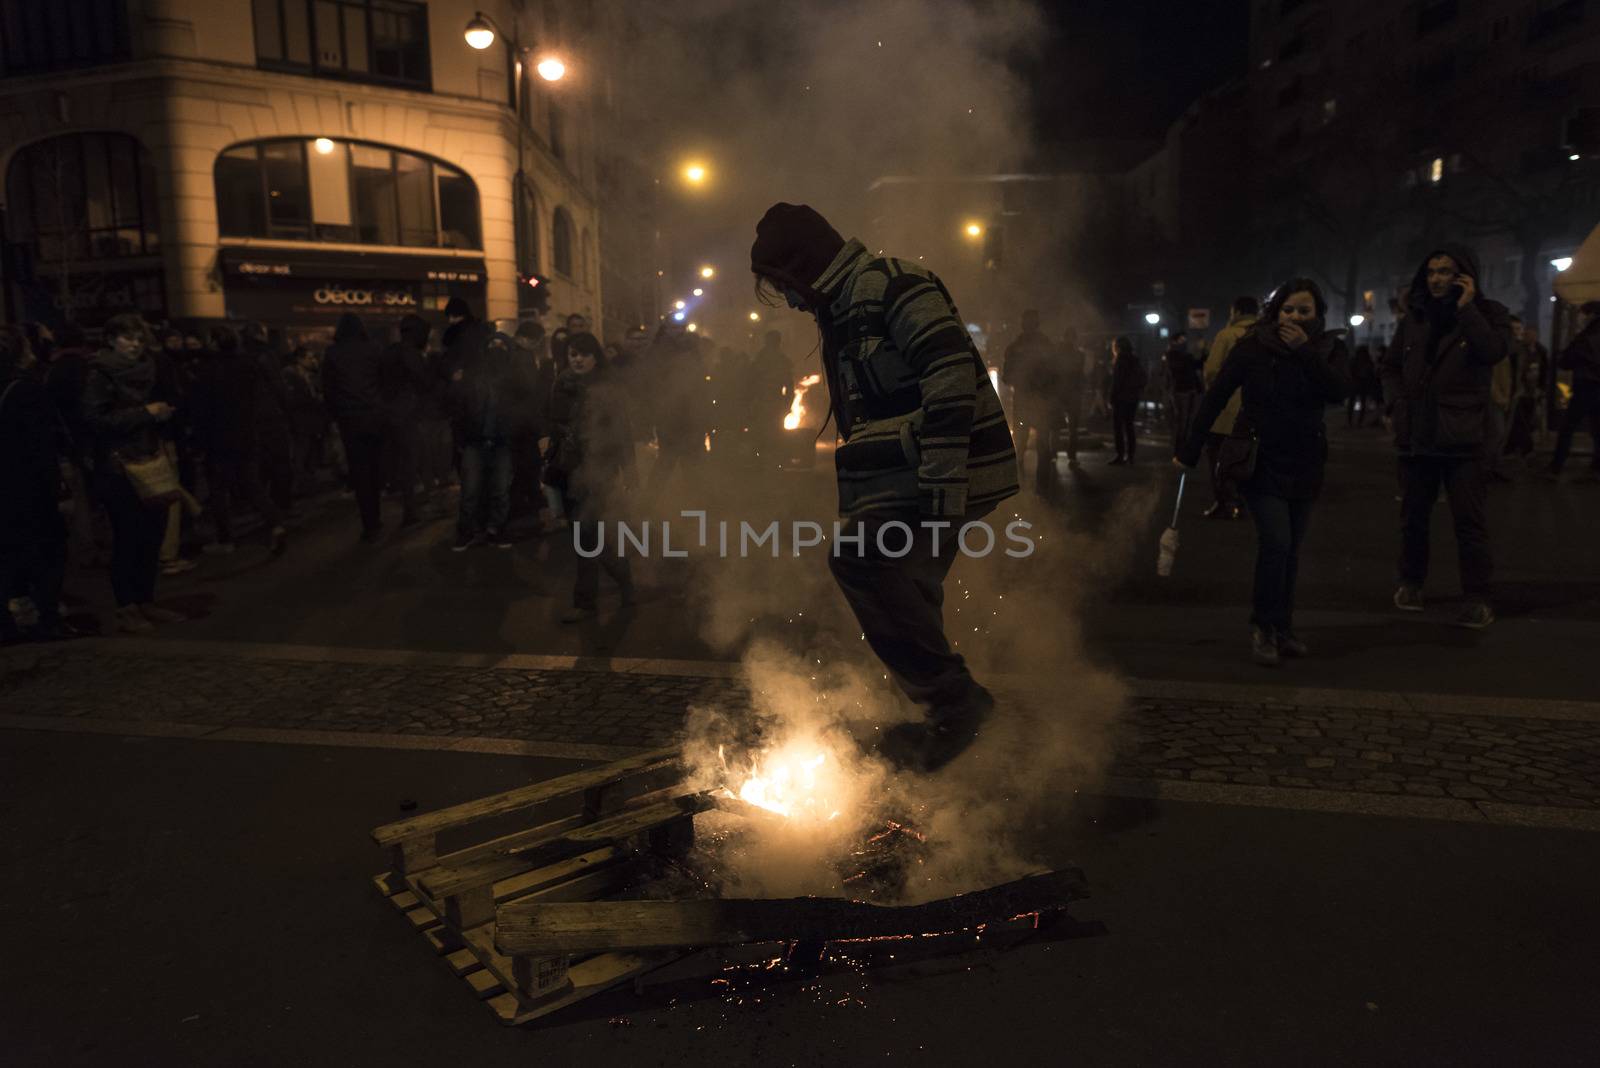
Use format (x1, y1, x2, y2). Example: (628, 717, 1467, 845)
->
(719, 743, 842, 823)
(784, 374, 823, 431)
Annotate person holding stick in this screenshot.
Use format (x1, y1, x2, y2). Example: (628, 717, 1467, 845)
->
(1174, 278, 1348, 667)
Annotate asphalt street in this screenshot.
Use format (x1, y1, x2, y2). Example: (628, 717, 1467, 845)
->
(3, 728, 1596, 1067)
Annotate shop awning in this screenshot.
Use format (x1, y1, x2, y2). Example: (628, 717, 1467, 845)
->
(1554, 222, 1600, 304)
(219, 246, 486, 285)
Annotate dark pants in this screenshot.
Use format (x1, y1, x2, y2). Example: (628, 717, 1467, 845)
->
(1550, 380, 1600, 474)
(207, 451, 283, 545)
(1021, 405, 1061, 490)
(567, 495, 633, 608)
(291, 431, 323, 495)
(340, 425, 385, 535)
(1241, 490, 1312, 634)
(1399, 455, 1492, 600)
(509, 433, 543, 516)
(385, 421, 422, 521)
(1112, 401, 1139, 460)
(458, 440, 513, 538)
(1205, 432, 1240, 509)
(1169, 391, 1200, 454)
(827, 518, 987, 714)
(99, 474, 163, 607)
(1506, 396, 1538, 458)
(0, 534, 66, 636)
(258, 427, 294, 514)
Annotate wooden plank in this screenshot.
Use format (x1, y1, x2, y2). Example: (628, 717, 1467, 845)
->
(424, 927, 466, 956)
(371, 748, 679, 845)
(405, 906, 439, 931)
(372, 871, 408, 897)
(465, 969, 504, 999)
(489, 952, 677, 1025)
(420, 793, 713, 903)
(496, 868, 1089, 956)
(443, 846, 627, 930)
(446, 948, 480, 976)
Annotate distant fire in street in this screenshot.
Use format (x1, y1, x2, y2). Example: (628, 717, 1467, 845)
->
(785, 374, 823, 431)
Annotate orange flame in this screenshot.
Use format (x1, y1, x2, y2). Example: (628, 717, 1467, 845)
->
(784, 374, 823, 431)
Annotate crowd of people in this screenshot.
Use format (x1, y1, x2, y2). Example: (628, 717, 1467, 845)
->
(997, 247, 1600, 665)
(0, 299, 798, 640)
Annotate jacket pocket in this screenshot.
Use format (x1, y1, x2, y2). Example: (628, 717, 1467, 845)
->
(1433, 397, 1485, 448)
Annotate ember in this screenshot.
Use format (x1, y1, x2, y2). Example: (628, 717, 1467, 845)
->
(717, 742, 843, 823)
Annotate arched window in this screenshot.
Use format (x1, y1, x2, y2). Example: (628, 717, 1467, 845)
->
(5, 132, 160, 261)
(214, 137, 480, 249)
(552, 206, 574, 278)
(513, 175, 539, 276)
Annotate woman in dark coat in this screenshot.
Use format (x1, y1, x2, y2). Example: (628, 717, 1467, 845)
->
(544, 332, 636, 621)
(1176, 278, 1349, 666)
(1107, 335, 1147, 464)
(80, 314, 183, 633)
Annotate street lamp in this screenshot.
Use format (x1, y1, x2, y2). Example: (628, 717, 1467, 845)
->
(1552, 256, 1574, 272)
(1144, 312, 1161, 326)
(1349, 313, 1366, 327)
(674, 300, 686, 311)
(462, 12, 565, 80)
(683, 162, 708, 185)
(464, 13, 495, 49)
(692, 287, 704, 297)
(535, 57, 565, 82)
(699, 265, 716, 280)
(963, 221, 983, 239)
(749, 311, 761, 322)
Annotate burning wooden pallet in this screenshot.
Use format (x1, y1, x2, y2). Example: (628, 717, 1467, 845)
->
(370, 747, 1094, 1025)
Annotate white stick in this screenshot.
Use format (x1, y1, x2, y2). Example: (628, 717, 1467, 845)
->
(1170, 472, 1188, 529)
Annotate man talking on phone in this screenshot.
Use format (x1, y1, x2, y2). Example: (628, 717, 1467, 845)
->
(1379, 245, 1512, 629)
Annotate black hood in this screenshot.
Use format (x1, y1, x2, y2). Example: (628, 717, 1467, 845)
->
(333, 312, 369, 344)
(397, 313, 430, 348)
(1408, 242, 1486, 313)
(749, 203, 845, 293)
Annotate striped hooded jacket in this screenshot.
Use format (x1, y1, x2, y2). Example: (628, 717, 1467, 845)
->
(810, 239, 1019, 519)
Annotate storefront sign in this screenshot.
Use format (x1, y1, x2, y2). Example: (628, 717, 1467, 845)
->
(220, 247, 486, 334)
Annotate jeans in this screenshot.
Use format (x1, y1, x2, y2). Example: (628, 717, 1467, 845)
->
(1550, 380, 1600, 474)
(1169, 391, 1200, 455)
(206, 450, 283, 545)
(1399, 455, 1492, 600)
(99, 473, 164, 607)
(458, 440, 513, 538)
(827, 518, 988, 714)
(567, 493, 633, 608)
(339, 425, 385, 535)
(1242, 490, 1313, 634)
(1112, 401, 1139, 459)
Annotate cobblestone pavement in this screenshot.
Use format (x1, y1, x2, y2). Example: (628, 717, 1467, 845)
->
(3, 648, 1598, 810)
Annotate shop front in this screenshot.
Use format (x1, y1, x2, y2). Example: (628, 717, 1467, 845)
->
(219, 246, 487, 341)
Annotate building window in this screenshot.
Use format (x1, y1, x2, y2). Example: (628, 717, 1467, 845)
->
(1429, 156, 1444, 183)
(5, 133, 159, 261)
(0, 0, 130, 78)
(251, 0, 429, 90)
(552, 207, 574, 278)
(215, 138, 480, 249)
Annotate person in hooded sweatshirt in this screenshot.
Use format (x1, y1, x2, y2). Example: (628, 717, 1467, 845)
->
(1379, 244, 1512, 629)
(749, 202, 1019, 773)
(322, 312, 388, 542)
(79, 314, 185, 633)
(449, 330, 529, 550)
(1177, 278, 1349, 667)
(381, 313, 435, 527)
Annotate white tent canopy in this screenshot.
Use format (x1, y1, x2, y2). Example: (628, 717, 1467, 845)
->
(1554, 221, 1600, 304)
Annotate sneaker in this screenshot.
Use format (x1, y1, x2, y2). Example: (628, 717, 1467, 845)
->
(560, 606, 595, 624)
(139, 603, 187, 624)
(115, 605, 153, 634)
(1276, 630, 1309, 658)
(920, 692, 995, 773)
(1456, 602, 1495, 630)
(1252, 626, 1280, 667)
(203, 542, 237, 556)
(1393, 585, 1425, 612)
(451, 534, 475, 552)
(487, 529, 513, 549)
(160, 558, 198, 576)
(1108, 456, 1126, 466)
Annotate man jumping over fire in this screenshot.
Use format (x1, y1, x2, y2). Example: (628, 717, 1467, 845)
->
(750, 203, 1019, 772)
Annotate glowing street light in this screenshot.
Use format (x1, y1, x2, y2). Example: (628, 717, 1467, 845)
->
(1349, 313, 1366, 327)
(1144, 312, 1162, 325)
(683, 162, 708, 185)
(313, 137, 336, 155)
(674, 300, 686, 310)
(536, 56, 565, 82)
(672, 311, 686, 322)
(687, 323, 699, 333)
(1552, 256, 1574, 272)
(749, 311, 761, 322)
(692, 287, 704, 297)
(463, 13, 496, 49)
(964, 221, 983, 239)
(1570, 153, 1582, 162)
(699, 265, 716, 279)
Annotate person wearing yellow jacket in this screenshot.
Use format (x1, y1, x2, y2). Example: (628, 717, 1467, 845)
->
(1200, 296, 1260, 518)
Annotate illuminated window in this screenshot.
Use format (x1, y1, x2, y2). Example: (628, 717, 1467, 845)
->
(215, 138, 480, 248)
(1429, 157, 1444, 183)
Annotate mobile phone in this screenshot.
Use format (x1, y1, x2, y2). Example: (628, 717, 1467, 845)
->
(1447, 283, 1465, 304)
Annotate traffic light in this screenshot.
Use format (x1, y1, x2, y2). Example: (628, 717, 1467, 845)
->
(517, 272, 551, 315)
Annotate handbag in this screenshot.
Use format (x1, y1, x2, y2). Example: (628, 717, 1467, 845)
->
(110, 448, 183, 508)
(1214, 420, 1258, 484)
